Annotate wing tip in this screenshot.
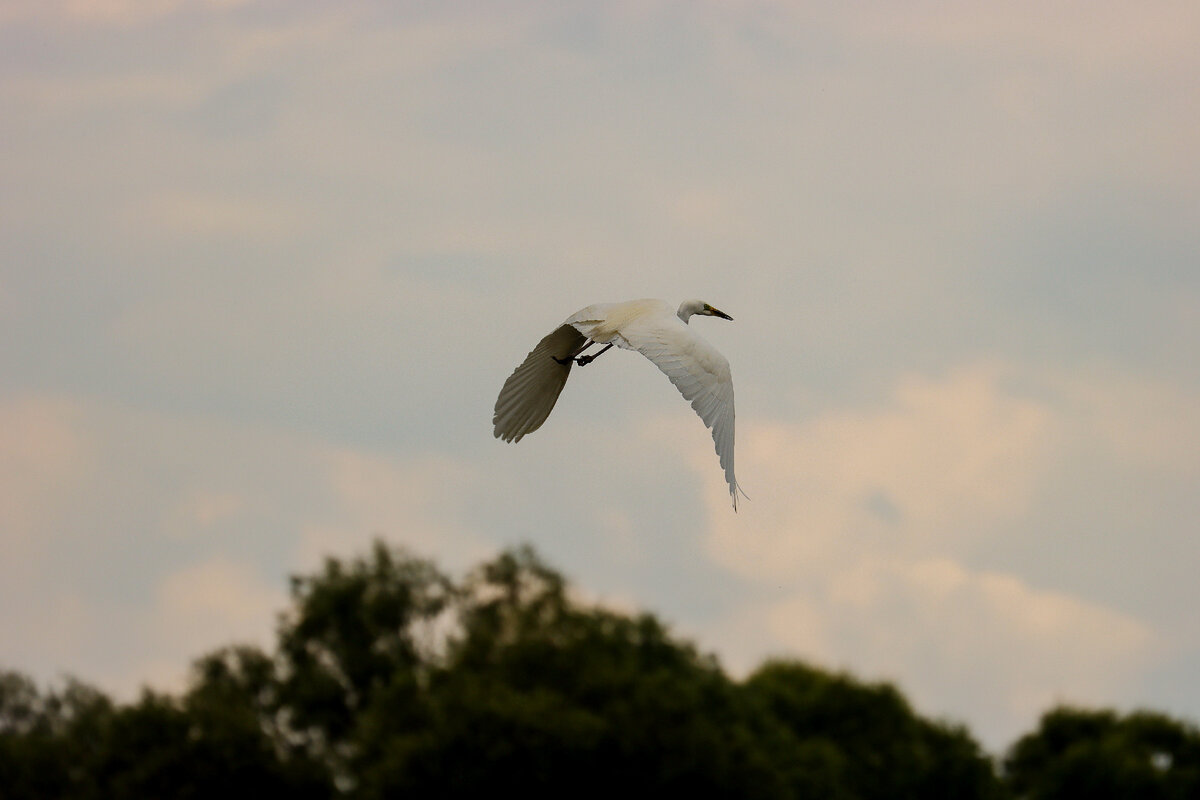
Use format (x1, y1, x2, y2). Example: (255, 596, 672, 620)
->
(493, 429, 523, 443)
(730, 480, 749, 512)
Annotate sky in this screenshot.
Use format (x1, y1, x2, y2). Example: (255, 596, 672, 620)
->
(2, 0, 1198, 752)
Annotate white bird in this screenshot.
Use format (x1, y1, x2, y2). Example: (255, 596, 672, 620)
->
(493, 298, 746, 510)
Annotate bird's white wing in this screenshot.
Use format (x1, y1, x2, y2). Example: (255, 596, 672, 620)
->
(611, 317, 743, 509)
(493, 324, 587, 443)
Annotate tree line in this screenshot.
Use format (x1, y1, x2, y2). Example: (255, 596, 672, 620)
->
(3, 542, 1198, 798)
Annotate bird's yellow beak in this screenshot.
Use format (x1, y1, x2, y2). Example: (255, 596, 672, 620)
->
(705, 304, 733, 321)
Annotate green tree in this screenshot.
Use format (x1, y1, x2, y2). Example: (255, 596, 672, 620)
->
(351, 545, 787, 798)
(744, 660, 1002, 799)
(0, 668, 331, 800)
(1, 671, 115, 799)
(272, 541, 452, 786)
(1, 540, 1021, 798)
(183, 646, 332, 797)
(1004, 706, 1200, 799)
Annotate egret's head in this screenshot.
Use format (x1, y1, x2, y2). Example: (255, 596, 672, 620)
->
(678, 299, 733, 322)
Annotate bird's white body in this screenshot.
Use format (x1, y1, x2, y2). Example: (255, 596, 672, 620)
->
(493, 298, 745, 509)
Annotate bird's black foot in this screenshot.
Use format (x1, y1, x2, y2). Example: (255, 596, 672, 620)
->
(553, 354, 595, 366)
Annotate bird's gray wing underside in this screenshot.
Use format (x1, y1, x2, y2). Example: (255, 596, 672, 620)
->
(617, 322, 743, 509)
(493, 324, 587, 442)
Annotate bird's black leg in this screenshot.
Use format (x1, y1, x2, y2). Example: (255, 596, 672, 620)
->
(575, 342, 613, 366)
(553, 340, 595, 365)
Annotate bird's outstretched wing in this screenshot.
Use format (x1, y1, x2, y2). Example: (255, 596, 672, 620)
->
(493, 324, 587, 442)
(610, 316, 744, 509)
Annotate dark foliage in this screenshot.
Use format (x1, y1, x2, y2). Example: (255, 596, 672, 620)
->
(1004, 706, 1200, 799)
(3, 541, 1196, 798)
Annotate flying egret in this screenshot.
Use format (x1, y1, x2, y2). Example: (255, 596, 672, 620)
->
(493, 298, 746, 510)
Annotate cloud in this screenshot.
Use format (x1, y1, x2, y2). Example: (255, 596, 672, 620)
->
(130, 192, 309, 241)
(1050, 365, 1200, 470)
(0, 0, 254, 26)
(7, 555, 286, 700)
(162, 488, 247, 539)
(0, 395, 90, 549)
(763, 556, 1159, 748)
(139, 557, 285, 692)
(294, 447, 491, 574)
(845, 1, 1200, 71)
(686, 362, 1182, 747)
(0, 393, 488, 696)
(703, 363, 1053, 579)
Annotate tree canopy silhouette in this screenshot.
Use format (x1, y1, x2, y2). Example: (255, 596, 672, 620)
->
(1004, 706, 1200, 799)
(3, 541, 1197, 799)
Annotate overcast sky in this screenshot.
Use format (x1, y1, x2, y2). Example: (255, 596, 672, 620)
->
(2, 0, 1198, 752)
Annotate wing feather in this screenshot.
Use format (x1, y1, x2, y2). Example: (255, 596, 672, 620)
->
(613, 317, 744, 509)
(492, 324, 586, 442)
